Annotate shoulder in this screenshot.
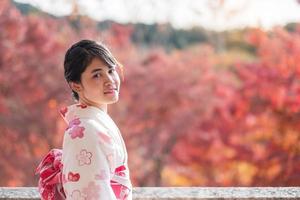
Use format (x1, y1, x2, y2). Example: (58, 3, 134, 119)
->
(64, 117, 114, 147)
(79, 118, 108, 134)
(63, 118, 115, 159)
(80, 119, 115, 148)
(64, 118, 103, 139)
(66, 117, 106, 132)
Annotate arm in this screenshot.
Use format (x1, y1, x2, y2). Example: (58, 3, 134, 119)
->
(62, 119, 117, 200)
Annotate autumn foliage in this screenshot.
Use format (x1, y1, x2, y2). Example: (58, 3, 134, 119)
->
(0, 0, 299, 186)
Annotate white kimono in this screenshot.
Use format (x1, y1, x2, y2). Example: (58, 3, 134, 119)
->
(59, 103, 132, 200)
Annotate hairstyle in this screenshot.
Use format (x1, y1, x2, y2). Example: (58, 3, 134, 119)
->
(63, 39, 123, 101)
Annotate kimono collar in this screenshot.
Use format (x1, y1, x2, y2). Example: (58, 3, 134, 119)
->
(59, 103, 107, 124)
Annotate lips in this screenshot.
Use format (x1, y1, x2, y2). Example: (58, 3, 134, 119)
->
(104, 88, 117, 94)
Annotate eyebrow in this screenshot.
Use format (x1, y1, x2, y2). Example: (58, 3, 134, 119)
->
(91, 66, 115, 74)
(91, 68, 103, 73)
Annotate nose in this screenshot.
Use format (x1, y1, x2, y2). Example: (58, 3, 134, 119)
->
(104, 73, 114, 86)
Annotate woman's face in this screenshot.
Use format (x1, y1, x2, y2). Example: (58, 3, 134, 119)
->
(71, 57, 121, 107)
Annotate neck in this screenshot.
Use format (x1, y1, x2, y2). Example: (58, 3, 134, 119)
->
(78, 98, 108, 113)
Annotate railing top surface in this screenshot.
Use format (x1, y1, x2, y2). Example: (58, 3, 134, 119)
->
(0, 187, 299, 199)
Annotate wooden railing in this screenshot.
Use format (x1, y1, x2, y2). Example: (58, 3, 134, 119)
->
(0, 187, 299, 199)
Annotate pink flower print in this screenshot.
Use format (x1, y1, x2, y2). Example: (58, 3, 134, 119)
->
(97, 131, 112, 144)
(66, 118, 81, 130)
(69, 125, 85, 139)
(70, 190, 86, 200)
(68, 172, 80, 182)
(47, 191, 54, 200)
(76, 103, 87, 108)
(59, 107, 68, 117)
(115, 165, 126, 177)
(119, 185, 130, 200)
(110, 183, 130, 200)
(95, 169, 109, 180)
(76, 149, 92, 166)
(117, 171, 126, 177)
(82, 181, 101, 200)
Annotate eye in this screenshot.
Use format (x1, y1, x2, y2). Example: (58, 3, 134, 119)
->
(93, 73, 101, 78)
(109, 68, 116, 73)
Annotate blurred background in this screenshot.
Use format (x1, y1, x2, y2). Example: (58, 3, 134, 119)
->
(0, 0, 300, 187)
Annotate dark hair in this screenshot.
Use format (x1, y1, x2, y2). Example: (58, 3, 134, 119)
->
(64, 39, 123, 101)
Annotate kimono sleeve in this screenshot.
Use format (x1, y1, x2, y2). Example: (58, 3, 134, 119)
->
(62, 118, 117, 200)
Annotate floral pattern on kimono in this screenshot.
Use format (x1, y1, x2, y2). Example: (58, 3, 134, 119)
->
(60, 103, 132, 200)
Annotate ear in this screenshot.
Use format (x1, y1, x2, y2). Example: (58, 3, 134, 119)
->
(69, 82, 82, 93)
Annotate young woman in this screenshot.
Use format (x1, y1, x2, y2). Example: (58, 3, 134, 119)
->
(36, 40, 132, 200)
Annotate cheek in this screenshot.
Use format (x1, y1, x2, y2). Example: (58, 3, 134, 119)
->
(83, 79, 104, 96)
(114, 74, 121, 86)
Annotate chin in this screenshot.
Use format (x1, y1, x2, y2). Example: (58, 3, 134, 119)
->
(106, 101, 118, 105)
(106, 97, 119, 104)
